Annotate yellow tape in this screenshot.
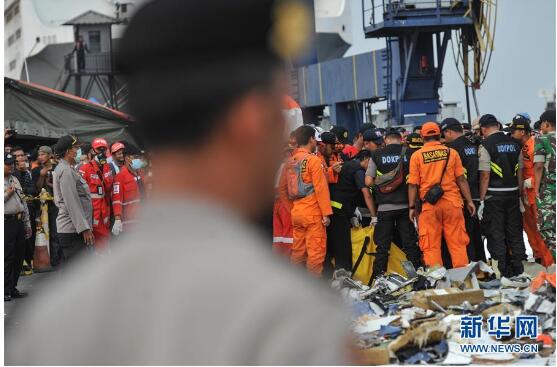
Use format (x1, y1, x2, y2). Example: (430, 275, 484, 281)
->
(331, 201, 343, 209)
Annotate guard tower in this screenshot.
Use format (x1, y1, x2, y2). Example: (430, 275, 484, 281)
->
(61, 10, 123, 109)
(362, 0, 494, 126)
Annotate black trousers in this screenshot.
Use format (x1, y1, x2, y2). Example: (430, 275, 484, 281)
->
(441, 202, 485, 269)
(48, 203, 63, 266)
(5, 217, 26, 296)
(372, 208, 422, 277)
(58, 233, 87, 264)
(326, 207, 353, 272)
(482, 195, 526, 277)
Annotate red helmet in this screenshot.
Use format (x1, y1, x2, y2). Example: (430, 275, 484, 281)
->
(92, 138, 108, 150)
(111, 142, 125, 153)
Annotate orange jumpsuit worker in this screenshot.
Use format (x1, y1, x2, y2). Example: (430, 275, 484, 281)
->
(290, 125, 332, 276)
(317, 131, 342, 184)
(509, 114, 554, 266)
(79, 138, 113, 251)
(111, 144, 145, 236)
(408, 122, 476, 268)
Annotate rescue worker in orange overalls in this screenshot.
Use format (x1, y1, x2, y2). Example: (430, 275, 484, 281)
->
(509, 114, 554, 266)
(273, 133, 297, 257)
(290, 125, 332, 276)
(316, 131, 343, 274)
(317, 131, 343, 184)
(408, 122, 476, 268)
(111, 144, 145, 236)
(79, 138, 113, 251)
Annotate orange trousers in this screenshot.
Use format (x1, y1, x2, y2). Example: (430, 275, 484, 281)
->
(272, 199, 293, 258)
(523, 202, 553, 266)
(291, 215, 327, 275)
(418, 199, 469, 268)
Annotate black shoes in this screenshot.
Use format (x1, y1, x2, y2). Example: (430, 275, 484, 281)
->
(11, 289, 27, 298)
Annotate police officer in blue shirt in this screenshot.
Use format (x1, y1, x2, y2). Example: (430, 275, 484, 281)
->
(441, 118, 486, 263)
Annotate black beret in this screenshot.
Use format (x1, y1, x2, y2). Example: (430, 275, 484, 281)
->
(440, 117, 461, 131)
(118, 0, 312, 147)
(320, 131, 336, 145)
(54, 135, 79, 156)
(479, 114, 499, 127)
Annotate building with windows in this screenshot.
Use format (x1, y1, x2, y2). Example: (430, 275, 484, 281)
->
(4, 0, 145, 81)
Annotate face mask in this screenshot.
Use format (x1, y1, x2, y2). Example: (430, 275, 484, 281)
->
(95, 152, 107, 164)
(131, 158, 143, 171)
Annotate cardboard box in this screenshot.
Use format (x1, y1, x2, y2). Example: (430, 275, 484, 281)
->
(411, 288, 484, 310)
(354, 345, 391, 365)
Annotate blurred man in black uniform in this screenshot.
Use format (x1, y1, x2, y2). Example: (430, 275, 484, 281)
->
(441, 118, 485, 262)
(366, 129, 422, 279)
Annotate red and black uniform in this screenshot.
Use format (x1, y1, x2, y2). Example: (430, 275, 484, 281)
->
(79, 160, 113, 250)
(112, 166, 144, 230)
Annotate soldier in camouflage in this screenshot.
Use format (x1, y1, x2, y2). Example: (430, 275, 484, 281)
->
(534, 109, 556, 261)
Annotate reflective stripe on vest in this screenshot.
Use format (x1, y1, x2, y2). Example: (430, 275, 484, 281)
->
(122, 199, 141, 206)
(331, 200, 343, 209)
(490, 162, 503, 178)
(90, 193, 104, 199)
(488, 187, 519, 192)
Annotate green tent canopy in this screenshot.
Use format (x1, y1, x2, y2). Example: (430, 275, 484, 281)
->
(4, 77, 137, 146)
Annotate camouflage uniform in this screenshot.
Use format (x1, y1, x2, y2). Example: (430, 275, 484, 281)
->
(534, 131, 556, 259)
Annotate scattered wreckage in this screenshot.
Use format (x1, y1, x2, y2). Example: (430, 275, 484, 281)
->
(333, 262, 556, 365)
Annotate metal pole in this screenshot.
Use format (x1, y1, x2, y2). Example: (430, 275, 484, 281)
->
(465, 84, 471, 124)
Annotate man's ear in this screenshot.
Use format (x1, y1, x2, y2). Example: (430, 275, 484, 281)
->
(219, 93, 268, 150)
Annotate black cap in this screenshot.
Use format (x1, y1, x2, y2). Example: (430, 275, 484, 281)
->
(406, 133, 424, 149)
(540, 109, 556, 124)
(320, 131, 336, 145)
(358, 123, 375, 135)
(54, 135, 79, 156)
(413, 125, 422, 133)
(363, 128, 384, 144)
(4, 152, 15, 165)
(440, 117, 461, 131)
(384, 128, 401, 139)
(123, 144, 142, 156)
(118, 0, 312, 147)
(479, 114, 499, 127)
(331, 125, 350, 144)
(509, 113, 531, 132)
(462, 123, 472, 130)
